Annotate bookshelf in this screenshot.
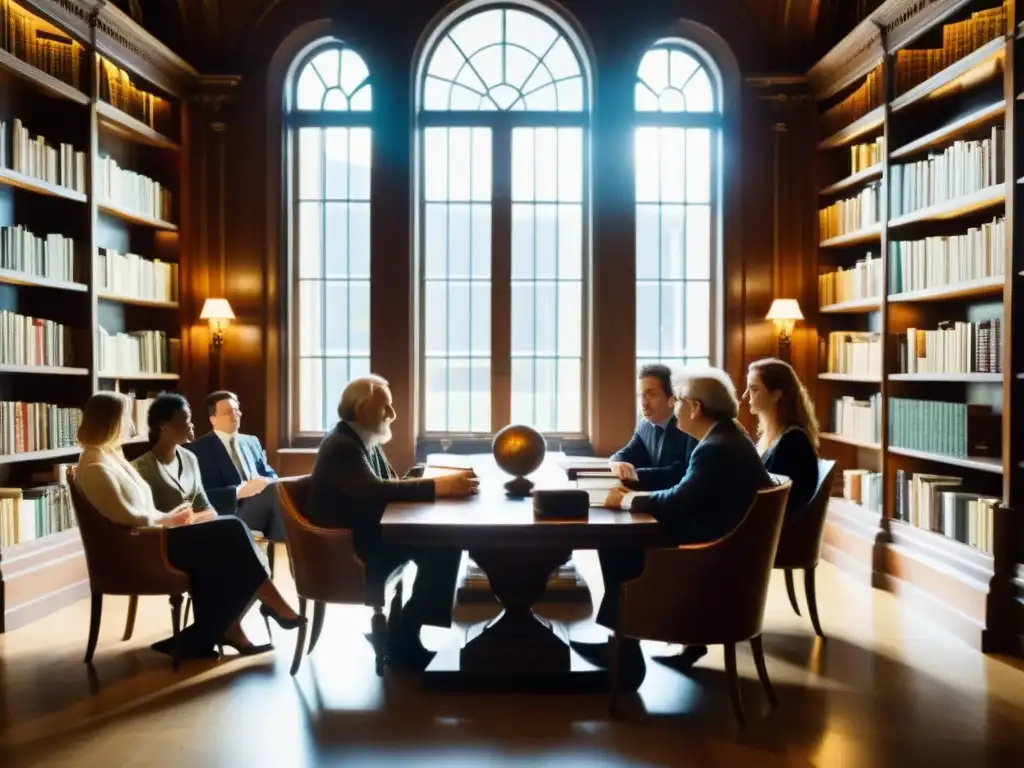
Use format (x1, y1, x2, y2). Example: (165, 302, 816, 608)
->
(0, 1, 196, 632)
(807, 0, 1022, 653)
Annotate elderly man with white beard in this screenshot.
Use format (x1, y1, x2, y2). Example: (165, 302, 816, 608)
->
(305, 374, 478, 670)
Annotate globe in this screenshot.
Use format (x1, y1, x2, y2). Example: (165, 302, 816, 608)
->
(492, 424, 546, 496)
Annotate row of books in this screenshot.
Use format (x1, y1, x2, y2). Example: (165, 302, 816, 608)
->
(892, 469, 997, 555)
(0, 225, 75, 283)
(0, 118, 86, 193)
(0, 310, 72, 368)
(821, 66, 882, 137)
(841, 469, 881, 513)
(888, 130, 1004, 218)
(822, 331, 881, 378)
(818, 182, 881, 239)
(95, 329, 179, 375)
(0, 401, 81, 456)
(0, 481, 75, 547)
(889, 398, 1000, 460)
(96, 249, 178, 303)
(96, 156, 174, 222)
(831, 394, 881, 445)
(819, 254, 882, 306)
(895, 319, 1003, 375)
(892, 2, 1009, 96)
(850, 137, 883, 174)
(99, 58, 172, 131)
(888, 216, 1005, 294)
(0, 0, 85, 90)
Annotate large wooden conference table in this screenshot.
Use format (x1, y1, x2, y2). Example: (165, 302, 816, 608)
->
(381, 454, 665, 691)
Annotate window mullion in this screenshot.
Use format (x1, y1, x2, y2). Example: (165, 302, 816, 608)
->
(491, 126, 512, 432)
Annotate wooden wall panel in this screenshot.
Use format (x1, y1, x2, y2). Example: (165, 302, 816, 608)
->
(182, 0, 818, 472)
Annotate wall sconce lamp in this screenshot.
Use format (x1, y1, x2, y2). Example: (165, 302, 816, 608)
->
(200, 298, 235, 349)
(766, 298, 803, 361)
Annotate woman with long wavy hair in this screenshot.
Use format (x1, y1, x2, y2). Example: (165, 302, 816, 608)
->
(743, 357, 821, 517)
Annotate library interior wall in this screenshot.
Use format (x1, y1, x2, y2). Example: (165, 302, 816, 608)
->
(181, 0, 821, 473)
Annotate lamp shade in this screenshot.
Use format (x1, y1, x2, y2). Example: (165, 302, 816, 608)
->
(765, 298, 804, 322)
(200, 298, 235, 321)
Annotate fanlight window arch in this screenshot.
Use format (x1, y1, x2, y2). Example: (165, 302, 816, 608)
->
(633, 40, 720, 383)
(295, 45, 372, 111)
(289, 42, 374, 435)
(422, 8, 584, 111)
(635, 44, 716, 113)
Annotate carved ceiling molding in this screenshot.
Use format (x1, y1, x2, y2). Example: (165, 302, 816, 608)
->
(20, 1, 198, 96)
(806, 0, 977, 101)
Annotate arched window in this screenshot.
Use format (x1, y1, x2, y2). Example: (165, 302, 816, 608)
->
(417, 4, 590, 438)
(288, 42, 373, 433)
(634, 41, 719, 378)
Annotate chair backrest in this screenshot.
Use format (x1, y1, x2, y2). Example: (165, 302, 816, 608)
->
(276, 476, 369, 604)
(67, 467, 188, 596)
(773, 458, 837, 569)
(620, 481, 791, 646)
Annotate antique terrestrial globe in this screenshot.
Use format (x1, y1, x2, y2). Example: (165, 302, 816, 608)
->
(492, 424, 546, 497)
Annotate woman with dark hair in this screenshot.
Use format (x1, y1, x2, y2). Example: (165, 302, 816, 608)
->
(132, 392, 215, 516)
(73, 391, 304, 660)
(743, 357, 821, 517)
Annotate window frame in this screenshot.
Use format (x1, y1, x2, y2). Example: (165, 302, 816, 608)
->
(286, 41, 375, 440)
(414, 3, 594, 449)
(633, 38, 724, 377)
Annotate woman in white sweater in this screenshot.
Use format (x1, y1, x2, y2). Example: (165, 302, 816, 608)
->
(75, 392, 304, 660)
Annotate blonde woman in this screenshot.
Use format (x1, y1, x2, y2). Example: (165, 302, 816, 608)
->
(74, 392, 304, 660)
(743, 358, 821, 517)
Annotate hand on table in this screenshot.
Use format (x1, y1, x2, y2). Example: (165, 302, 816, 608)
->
(434, 471, 480, 498)
(604, 485, 632, 510)
(608, 461, 638, 483)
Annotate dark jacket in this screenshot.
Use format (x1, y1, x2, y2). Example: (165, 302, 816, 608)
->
(305, 422, 435, 546)
(632, 418, 773, 544)
(184, 431, 278, 516)
(611, 415, 698, 491)
(761, 427, 819, 519)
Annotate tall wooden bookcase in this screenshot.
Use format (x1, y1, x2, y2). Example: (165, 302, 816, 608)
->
(0, 1, 196, 632)
(808, 0, 1023, 652)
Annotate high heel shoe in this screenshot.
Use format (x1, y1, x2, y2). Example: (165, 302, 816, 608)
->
(218, 637, 274, 657)
(260, 603, 307, 632)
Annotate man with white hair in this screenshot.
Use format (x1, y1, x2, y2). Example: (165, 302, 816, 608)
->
(305, 374, 478, 671)
(572, 367, 773, 688)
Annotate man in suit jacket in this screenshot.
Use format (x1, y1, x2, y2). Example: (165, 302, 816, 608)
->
(184, 391, 285, 541)
(305, 374, 478, 670)
(609, 364, 698, 491)
(573, 368, 774, 689)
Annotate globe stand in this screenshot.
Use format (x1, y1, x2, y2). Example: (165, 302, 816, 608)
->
(504, 475, 534, 497)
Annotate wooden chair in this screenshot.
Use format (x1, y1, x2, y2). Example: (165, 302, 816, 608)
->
(611, 481, 791, 727)
(773, 459, 837, 638)
(67, 468, 190, 671)
(276, 476, 406, 676)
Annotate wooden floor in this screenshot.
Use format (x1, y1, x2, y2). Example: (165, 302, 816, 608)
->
(2, 552, 1024, 767)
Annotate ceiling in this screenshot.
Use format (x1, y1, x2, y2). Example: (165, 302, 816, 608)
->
(116, 0, 877, 73)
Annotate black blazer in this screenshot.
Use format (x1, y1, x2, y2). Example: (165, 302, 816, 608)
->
(184, 431, 278, 516)
(610, 416, 698, 491)
(632, 418, 773, 545)
(305, 422, 435, 548)
(761, 427, 818, 519)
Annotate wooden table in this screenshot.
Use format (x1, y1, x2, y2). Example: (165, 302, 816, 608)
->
(382, 456, 663, 691)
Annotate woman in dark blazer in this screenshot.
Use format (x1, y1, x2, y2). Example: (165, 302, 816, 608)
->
(743, 358, 821, 518)
(75, 392, 304, 660)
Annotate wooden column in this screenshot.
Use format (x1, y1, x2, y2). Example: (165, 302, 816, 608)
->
(188, 76, 242, 410)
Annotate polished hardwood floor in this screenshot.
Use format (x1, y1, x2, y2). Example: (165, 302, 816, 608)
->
(2, 552, 1023, 767)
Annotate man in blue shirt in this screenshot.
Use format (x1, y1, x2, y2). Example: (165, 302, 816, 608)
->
(609, 364, 697, 491)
